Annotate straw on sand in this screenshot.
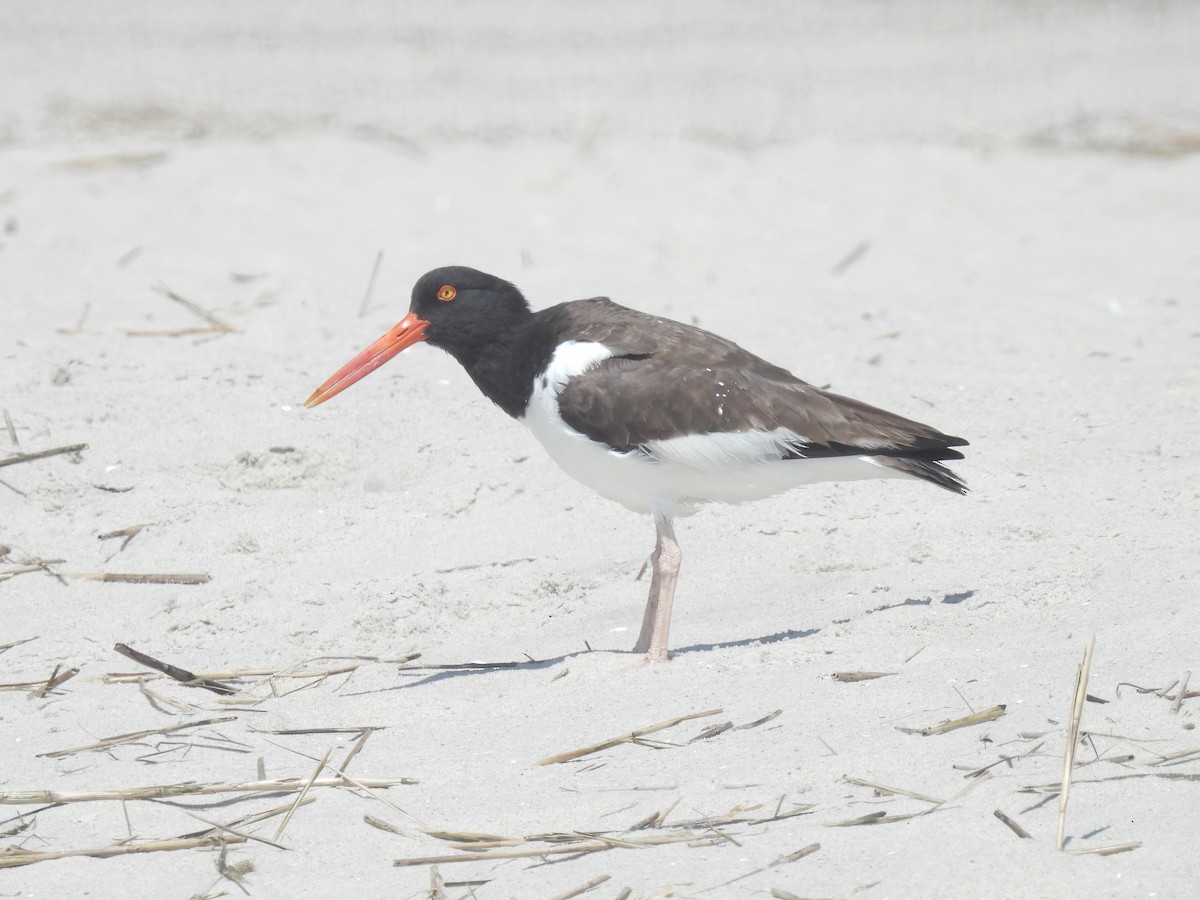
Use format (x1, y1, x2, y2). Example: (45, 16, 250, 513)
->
(1057, 636, 1096, 851)
(537, 708, 723, 765)
(0, 835, 247, 869)
(0, 775, 414, 805)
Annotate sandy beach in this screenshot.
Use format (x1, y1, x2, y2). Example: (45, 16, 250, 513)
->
(2, 3, 1199, 898)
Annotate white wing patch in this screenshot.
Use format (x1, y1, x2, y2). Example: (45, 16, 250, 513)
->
(644, 428, 810, 469)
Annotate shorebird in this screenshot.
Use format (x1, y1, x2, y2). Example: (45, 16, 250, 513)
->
(306, 266, 967, 662)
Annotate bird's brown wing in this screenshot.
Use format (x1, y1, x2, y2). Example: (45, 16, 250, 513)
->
(549, 298, 968, 492)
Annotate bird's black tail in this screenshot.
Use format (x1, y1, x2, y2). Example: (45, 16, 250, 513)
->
(875, 454, 968, 494)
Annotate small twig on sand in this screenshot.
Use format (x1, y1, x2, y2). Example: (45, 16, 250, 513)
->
(1171, 671, 1192, 714)
(0, 560, 66, 583)
(0, 835, 246, 869)
(37, 716, 239, 759)
(1, 674, 74, 694)
(0, 637, 37, 655)
(1057, 636, 1096, 851)
(398, 660, 520, 672)
(735, 709, 782, 730)
(395, 833, 697, 867)
(178, 798, 317, 841)
(338, 728, 377, 773)
(429, 865, 447, 900)
(273, 748, 331, 841)
(33, 665, 79, 697)
(1067, 841, 1141, 857)
(67, 572, 210, 585)
(538, 709, 723, 765)
(0, 775, 414, 806)
(98, 524, 147, 554)
(831, 240, 870, 275)
(0, 444, 87, 469)
(900, 704, 1006, 736)
(114, 643, 235, 695)
(551, 875, 611, 900)
(704, 843, 820, 891)
(843, 777, 944, 805)
(364, 814, 404, 835)
(994, 809, 1032, 839)
(138, 282, 238, 335)
(184, 812, 289, 850)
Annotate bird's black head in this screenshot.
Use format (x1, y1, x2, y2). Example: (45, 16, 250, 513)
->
(304, 265, 532, 410)
(410, 266, 531, 366)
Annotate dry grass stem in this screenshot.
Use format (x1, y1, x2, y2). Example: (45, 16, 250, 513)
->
(537, 708, 723, 765)
(364, 814, 405, 835)
(0, 637, 37, 654)
(712, 842, 821, 890)
(151, 283, 238, 333)
(398, 660, 520, 672)
(962, 741, 1045, 779)
(98, 524, 147, 554)
(1, 677, 63, 693)
(843, 777, 944, 804)
(994, 809, 1032, 839)
(826, 811, 888, 827)
(0, 775, 413, 805)
(322, 760, 429, 829)
(0, 817, 35, 839)
(429, 864, 446, 900)
(34, 665, 79, 697)
(0, 443, 88, 469)
(104, 659, 391, 686)
(1057, 636, 1096, 851)
(115, 643, 236, 695)
(1067, 841, 1142, 857)
(136, 679, 200, 714)
(185, 812, 290, 850)
(1147, 747, 1200, 767)
(179, 797, 316, 839)
(2, 408, 16, 446)
(66, 572, 210, 585)
(0, 560, 65, 583)
(691, 721, 734, 742)
(273, 748, 332, 841)
(773, 843, 820, 865)
(394, 832, 697, 867)
(338, 729, 376, 773)
(671, 803, 814, 830)
(0, 835, 247, 869)
(1171, 671, 1191, 714)
(831, 240, 871, 275)
(735, 709, 783, 729)
(38, 716, 238, 759)
(552, 874, 612, 899)
(906, 704, 1007, 736)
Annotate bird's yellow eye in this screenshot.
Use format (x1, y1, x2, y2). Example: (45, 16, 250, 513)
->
(437, 285, 457, 302)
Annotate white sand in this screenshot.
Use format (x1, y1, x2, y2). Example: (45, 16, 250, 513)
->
(2, 3, 1199, 898)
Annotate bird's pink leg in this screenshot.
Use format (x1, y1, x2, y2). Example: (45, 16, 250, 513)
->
(632, 514, 681, 663)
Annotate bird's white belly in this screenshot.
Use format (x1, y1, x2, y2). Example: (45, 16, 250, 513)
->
(520, 341, 906, 517)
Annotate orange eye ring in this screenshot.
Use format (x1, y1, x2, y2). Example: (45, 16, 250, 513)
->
(437, 284, 457, 302)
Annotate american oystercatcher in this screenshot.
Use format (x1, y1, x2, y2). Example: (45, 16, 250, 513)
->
(306, 266, 967, 662)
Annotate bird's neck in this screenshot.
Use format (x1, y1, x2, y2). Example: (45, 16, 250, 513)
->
(454, 315, 559, 419)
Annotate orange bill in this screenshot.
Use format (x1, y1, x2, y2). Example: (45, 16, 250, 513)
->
(304, 311, 430, 408)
